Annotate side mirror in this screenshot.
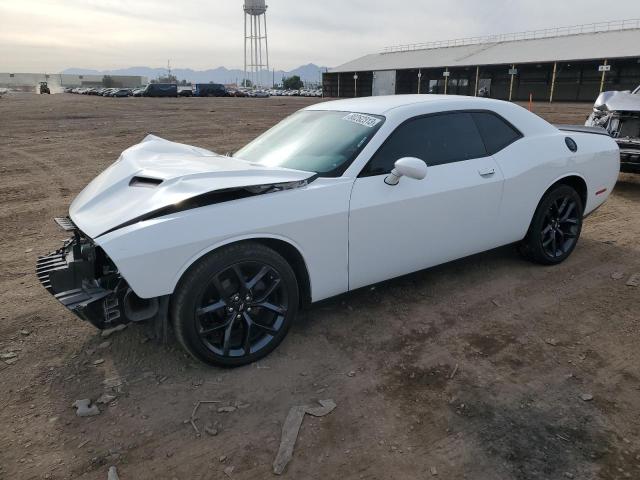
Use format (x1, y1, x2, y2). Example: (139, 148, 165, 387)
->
(384, 157, 427, 185)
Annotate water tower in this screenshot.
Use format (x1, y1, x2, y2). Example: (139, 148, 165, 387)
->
(243, 0, 270, 88)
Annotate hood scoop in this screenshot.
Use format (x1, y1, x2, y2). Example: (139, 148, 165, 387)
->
(129, 176, 164, 188)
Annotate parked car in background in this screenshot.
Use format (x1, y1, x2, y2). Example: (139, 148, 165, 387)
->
(178, 87, 193, 97)
(113, 89, 132, 98)
(37, 95, 619, 367)
(142, 83, 178, 98)
(586, 85, 640, 173)
(194, 83, 228, 97)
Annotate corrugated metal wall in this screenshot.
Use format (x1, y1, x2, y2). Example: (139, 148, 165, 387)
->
(322, 72, 373, 98)
(323, 57, 640, 102)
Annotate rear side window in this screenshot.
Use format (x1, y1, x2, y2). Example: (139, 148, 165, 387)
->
(472, 112, 522, 154)
(363, 112, 487, 176)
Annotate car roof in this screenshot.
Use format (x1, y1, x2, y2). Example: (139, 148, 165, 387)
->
(306, 94, 556, 136)
(306, 94, 509, 115)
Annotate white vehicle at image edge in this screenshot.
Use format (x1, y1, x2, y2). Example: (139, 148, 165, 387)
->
(36, 95, 620, 367)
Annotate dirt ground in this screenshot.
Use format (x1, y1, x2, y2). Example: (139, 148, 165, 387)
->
(1, 93, 639, 480)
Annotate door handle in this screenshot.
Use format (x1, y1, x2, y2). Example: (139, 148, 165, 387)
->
(478, 168, 496, 177)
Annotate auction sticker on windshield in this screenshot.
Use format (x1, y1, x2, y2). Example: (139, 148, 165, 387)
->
(343, 113, 382, 128)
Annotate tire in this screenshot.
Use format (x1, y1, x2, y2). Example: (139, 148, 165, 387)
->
(171, 242, 299, 367)
(519, 184, 584, 265)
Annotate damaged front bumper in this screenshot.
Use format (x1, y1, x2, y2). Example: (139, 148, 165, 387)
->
(587, 109, 640, 173)
(37, 218, 164, 330)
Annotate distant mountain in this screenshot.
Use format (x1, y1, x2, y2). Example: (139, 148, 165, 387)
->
(61, 63, 327, 85)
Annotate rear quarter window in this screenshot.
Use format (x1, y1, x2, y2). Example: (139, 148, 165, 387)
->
(472, 112, 523, 155)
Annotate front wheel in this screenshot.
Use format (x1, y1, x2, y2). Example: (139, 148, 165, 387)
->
(519, 185, 584, 265)
(172, 243, 299, 367)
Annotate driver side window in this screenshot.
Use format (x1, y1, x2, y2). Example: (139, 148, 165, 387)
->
(361, 112, 487, 176)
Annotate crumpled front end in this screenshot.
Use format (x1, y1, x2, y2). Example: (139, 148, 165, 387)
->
(586, 90, 640, 173)
(37, 217, 164, 330)
(68, 134, 315, 239)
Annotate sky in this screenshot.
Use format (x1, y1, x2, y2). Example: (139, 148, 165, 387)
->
(1, 0, 639, 73)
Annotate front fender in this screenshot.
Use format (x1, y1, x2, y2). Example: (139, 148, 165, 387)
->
(95, 178, 352, 302)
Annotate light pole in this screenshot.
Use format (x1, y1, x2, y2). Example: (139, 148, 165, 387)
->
(353, 73, 358, 97)
(508, 64, 517, 102)
(443, 68, 450, 95)
(417, 70, 422, 94)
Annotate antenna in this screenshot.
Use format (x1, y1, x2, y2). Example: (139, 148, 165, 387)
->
(243, 1, 269, 88)
(167, 59, 172, 81)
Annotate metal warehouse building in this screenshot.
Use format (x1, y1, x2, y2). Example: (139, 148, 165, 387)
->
(323, 20, 640, 102)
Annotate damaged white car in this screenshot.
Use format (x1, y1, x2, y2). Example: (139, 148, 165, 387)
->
(586, 85, 640, 173)
(37, 95, 620, 367)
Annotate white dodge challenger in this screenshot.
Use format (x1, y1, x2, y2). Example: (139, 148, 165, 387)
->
(37, 95, 620, 367)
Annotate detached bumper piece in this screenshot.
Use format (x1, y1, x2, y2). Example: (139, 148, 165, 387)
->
(54, 216, 77, 231)
(36, 219, 162, 330)
(37, 241, 122, 329)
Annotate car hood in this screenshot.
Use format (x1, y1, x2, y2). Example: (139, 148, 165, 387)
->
(70, 135, 315, 238)
(595, 91, 640, 112)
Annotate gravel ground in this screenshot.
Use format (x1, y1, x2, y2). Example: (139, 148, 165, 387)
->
(1, 93, 639, 480)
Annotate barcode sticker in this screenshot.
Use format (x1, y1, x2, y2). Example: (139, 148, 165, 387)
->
(343, 113, 382, 128)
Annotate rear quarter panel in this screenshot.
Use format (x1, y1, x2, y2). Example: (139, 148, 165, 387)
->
(493, 131, 619, 244)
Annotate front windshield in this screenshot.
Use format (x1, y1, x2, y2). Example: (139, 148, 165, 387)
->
(234, 110, 385, 176)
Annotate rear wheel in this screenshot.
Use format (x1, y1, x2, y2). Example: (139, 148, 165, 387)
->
(172, 243, 298, 367)
(519, 185, 583, 265)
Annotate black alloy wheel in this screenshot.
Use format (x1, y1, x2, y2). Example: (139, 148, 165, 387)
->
(520, 184, 584, 265)
(172, 243, 298, 367)
(540, 195, 581, 259)
(195, 261, 288, 358)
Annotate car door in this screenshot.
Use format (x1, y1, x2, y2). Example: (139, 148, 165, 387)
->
(469, 111, 530, 244)
(348, 111, 505, 290)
